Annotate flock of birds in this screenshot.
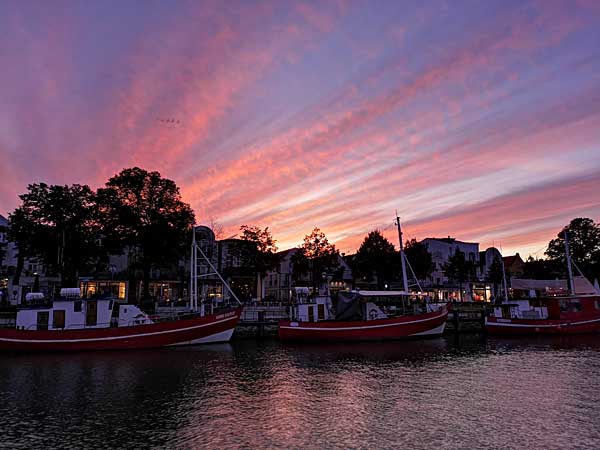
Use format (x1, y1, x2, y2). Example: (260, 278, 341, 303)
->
(156, 117, 183, 126)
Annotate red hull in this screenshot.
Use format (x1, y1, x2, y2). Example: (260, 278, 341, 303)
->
(279, 308, 448, 342)
(486, 315, 600, 335)
(0, 309, 241, 352)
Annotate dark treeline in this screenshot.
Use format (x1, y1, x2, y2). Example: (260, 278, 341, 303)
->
(6, 165, 599, 302)
(8, 167, 194, 301)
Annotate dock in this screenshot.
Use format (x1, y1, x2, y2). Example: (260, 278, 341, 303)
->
(236, 304, 289, 338)
(445, 302, 487, 333)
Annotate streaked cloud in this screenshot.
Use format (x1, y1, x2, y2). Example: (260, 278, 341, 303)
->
(0, 0, 599, 257)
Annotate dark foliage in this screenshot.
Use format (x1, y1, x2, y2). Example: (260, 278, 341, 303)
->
(443, 249, 477, 300)
(9, 183, 101, 287)
(351, 230, 398, 289)
(545, 218, 600, 280)
(404, 238, 435, 282)
(97, 167, 195, 301)
(292, 228, 340, 292)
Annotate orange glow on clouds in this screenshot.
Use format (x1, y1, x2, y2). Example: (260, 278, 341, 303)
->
(1, 0, 600, 258)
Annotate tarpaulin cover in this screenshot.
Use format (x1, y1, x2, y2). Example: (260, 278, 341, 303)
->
(334, 291, 364, 321)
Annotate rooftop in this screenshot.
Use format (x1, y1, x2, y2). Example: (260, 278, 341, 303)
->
(423, 237, 478, 245)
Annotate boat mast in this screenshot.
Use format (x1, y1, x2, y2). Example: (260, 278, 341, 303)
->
(395, 213, 409, 293)
(190, 225, 197, 311)
(190, 225, 242, 310)
(499, 250, 509, 302)
(564, 230, 576, 296)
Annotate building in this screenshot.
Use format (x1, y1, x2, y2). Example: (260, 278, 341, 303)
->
(422, 237, 481, 286)
(503, 253, 525, 278)
(217, 238, 257, 302)
(264, 248, 353, 302)
(419, 237, 500, 301)
(478, 247, 503, 278)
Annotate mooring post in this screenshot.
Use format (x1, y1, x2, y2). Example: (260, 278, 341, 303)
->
(453, 305, 460, 333)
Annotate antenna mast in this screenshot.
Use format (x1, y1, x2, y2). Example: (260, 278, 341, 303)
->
(564, 230, 576, 296)
(190, 225, 242, 313)
(395, 213, 410, 293)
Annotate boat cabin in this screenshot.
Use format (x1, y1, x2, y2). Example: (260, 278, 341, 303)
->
(491, 296, 600, 321)
(290, 287, 333, 322)
(288, 289, 438, 323)
(16, 288, 152, 331)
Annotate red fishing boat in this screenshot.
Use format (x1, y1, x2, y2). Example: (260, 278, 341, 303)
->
(0, 224, 245, 352)
(0, 289, 241, 352)
(279, 214, 448, 343)
(279, 290, 448, 342)
(485, 295, 600, 335)
(486, 229, 600, 335)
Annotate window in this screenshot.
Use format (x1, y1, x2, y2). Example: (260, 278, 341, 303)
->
(53, 310, 65, 329)
(74, 301, 82, 312)
(37, 311, 49, 331)
(559, 299, 569, 312)
(595, 300, 600, 310)
(569, 300, 582, 312)
(86, 301, 97, 326)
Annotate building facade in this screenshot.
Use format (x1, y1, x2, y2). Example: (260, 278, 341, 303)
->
(422, 237, 481, 286)
(264, 249, 353, 302)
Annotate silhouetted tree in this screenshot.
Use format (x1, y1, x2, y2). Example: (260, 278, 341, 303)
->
(292, 228, 340, 293)
(7, 207, 38, 286)
(443, 249, 476, 300)
(404, 238, 434, 282)
(239, 225, 279, 300)
(545, 218, 600, 280)
(97, 168, 195, 303)
(9, 183, 101, 287)
(486, 256, 504, 298)
(0, 220, 6, 270)
(523, 256, 562, 280)
(351, 230, 398, 289)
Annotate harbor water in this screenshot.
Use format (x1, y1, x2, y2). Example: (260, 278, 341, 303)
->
(1, 336, 599, 450)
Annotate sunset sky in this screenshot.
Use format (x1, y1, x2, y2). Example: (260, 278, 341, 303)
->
(1, 0, 599, 257)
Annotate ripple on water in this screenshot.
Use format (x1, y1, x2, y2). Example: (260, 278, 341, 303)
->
(0, 336, 599, 450)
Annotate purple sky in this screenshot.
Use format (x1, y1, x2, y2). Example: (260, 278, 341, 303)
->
(1, 0, 599, 256)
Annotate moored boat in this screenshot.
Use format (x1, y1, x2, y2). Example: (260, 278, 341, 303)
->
(279, 290, 448, 342)
(0, 289, 241, 352)
(279, 214, 448, 343)
(485, 295, 600, 335)
(486, 229, 600, 335)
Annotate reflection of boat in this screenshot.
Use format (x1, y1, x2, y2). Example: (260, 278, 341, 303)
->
(487, 333, 600, 351)
(0, 289, 241, 352)
(279, 290, 448, 342)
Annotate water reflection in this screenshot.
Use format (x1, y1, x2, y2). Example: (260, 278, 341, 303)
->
(0, 336, 599, 449)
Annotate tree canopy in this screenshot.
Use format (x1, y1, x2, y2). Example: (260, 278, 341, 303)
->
(351, 230, 398, 289)
(443, 249, 476, 300)
(239, 225, 280, 300)
(486, 256, 505, 298)
(545, 218, 600, 280)
(292, 227, 340, 292)
(9, 183, 101, 287)
(404, 238, 434, 282)
(523, 256, 562, 280)
(97, 167, 195, 301)
(239, 225, 279, 276)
